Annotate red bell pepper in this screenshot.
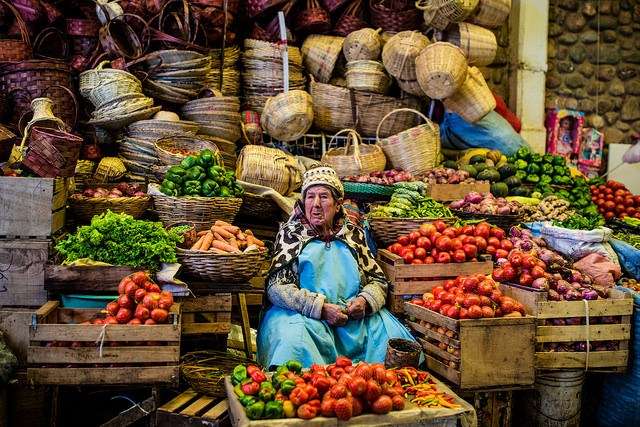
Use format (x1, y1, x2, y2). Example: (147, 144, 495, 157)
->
(250, 369, 267, 384)
(289, 386, 309, 406)
(241, 380, 260, 396)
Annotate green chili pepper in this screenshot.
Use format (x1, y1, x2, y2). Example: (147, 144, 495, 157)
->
(232, 365, 248, 385)
(246, 401, 265, 420)
(264, 400, 283, 419)
(234, 383, 245, 399)
(285, 360, 302, 373)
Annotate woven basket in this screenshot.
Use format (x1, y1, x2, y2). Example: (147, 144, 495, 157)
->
(322, 128, 387, 177)
(415, 42, 468, 99)
(369, 0, 420, 33)
(73, 159, 96, 190)
(369, 217, 456, 245)
(416, 0, 451, 30)
(238, 192, 280, 219)
(343, 181, 394, 202)
(177, 249, 267, 282)
(470, 0, 511, 29)
(181, 351, 253, 398)
(0, 0, 32, 63)
(334, 0, 367, 36)
(346, 60, 391, 94)
(397, 78, 425, 97)
(321, 0, 349, 12)
(65, 18, 100, 37)
(343, 28, 382, 62)
(154, 136, 221, 165)
(87, 77, 143, 109)
(433, 0, 479, 22)
(23, 126, 83, 178)
(246, 0, 288, 18)
(94, 157, 127, 182)
(69, 190, 151, 223)
(236, 145, 302, 196)
(153, 192, 242, 231)
(435, 22, 497, 66)
(296, 0, 331, 34)
(79, 61, 139, 97)
(301, 34, 345, 84)
(381, 31, 430, 81)
(127, 119, 199, 139)
(443, 66, 496, 123)
(261, 90, 314, 142)
(376, 108, 440, 176)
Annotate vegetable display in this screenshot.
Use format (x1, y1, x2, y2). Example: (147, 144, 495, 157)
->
(189, 220, 267, 254)
(553, 212, 604, 230)
(80, 183, 146, 198)
(613, 232, 640, 250)
(55, 211, 189, 270)
(408, 274, 526, 319)
(343, 169, 414, 185)
(508, 147, 573, 188)
(368, 182, 452, 218)
(160, 149, 244, 197)
(107, 272, 175, 325)
(393, 368, 460, 409)
(590, 180, 640, 221)
(386, 221, 512, 264)
(449, 192, 522, 215)
(421, 168, 481, 185)
(521, 196, 574, 222)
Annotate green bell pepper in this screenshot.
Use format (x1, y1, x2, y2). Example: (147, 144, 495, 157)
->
(258, 381, 275, 401)
(552, 155, 566, 166)
(198, 149, 215, 167)
(542, 163, 554, 175)
(180, 156, 198, 169)
(272, 373, 287, 389)
(232, 365, 248, 385)
(240, 396, 257, 407)
(543, 154, 554, 164)
(183, 180, 202, 196)
(186, 166, 206, 182)
(558, 190, 571, 199)
(516, 147, 531, 160)
(165, 166, 187, 185)
(219, 186, 231, 197)
(285, 360, 302, 373)
(232, 183, 244, 196)
(525, 174, 540, 183)
(207, 165, 225, 180)
(159, 185, 179, 197)
(515, 159, 528, 170)
(515, 170, 527, 180)
(246, 401, 265, 420)
(279, 379, 297, 395)
(201, 179, 219, 197)
(558, 175, 572, 185)
(264, 401, 283, 419)
(530, 153, 542, 163)
(527, 163, 541, 174)
(540, 174, 552, 185)
(553, 165, 567, 176)
(275, 365, 290, 376)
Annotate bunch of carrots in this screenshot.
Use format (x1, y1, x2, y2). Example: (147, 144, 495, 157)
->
(190, 220, 266, 254)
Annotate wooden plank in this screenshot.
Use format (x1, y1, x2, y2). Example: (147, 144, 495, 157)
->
(30, 323, 181, 342)
(159, 389, 199, 413)
(0, 177, 56, 237)
(27, 366, 179, 385)
(0, 239, 49, 306)
(35, 301, 59, 317)
(536, 324, 631, 343)
(425, 354, 461, 386)
(100, 396, 155, 427)
(202, 400, 228, 421)
(404, 302, 459, 331)
(419, 338, 460, 362)
(536, 298, 633, 319)
(180, 294, 232, 312)
(407, 321, 461, 348)
(231, 293, 262, 306)
(181, 396, 216, 417)
(182, 323, 231, 335)
(535, 351, 629, 369)
(28, 346, 179, 364)
(44, 265, 140, 292)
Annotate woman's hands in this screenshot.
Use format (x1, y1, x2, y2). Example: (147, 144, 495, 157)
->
(321, 303, 348, 326)
(346, 296, 368, 319)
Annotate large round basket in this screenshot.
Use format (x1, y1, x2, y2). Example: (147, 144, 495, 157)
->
(236, 145, 302, 196)
(469, 0, 511, 29)
(153, 193, 242, 231)
(381, 31, 430, 81)
(321, 128, 387, 177)
(343, 28, 382, 62)
(301, 34, 345, 84)
(450, 210, 521, 230)
(154, 136, 221, 166)
(345, 60, 390, 94)
(181, 351, 253, 398)
(435, 22, 497, 66)
(415, 42, 468, 100)
(261, 90, 313, 142)
(176, 249, 267, 283)
(69, 193, 151, 223)
(369, 217, 456, 245)
(238, 192, 281, 220)
(443, 66, 496, 123)
(376, 108, 440, 176)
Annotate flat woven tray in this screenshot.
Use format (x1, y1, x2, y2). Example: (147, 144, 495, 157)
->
(343, 181, 394, 202)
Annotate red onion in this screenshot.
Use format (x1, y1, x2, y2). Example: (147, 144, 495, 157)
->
(548, 289, 561, 301)
(532, 277, 549, 291)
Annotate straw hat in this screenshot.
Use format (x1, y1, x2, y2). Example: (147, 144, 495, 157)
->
(302, 165, 344, 198)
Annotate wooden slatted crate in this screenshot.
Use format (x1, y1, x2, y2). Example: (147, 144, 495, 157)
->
(27, 301, 181, 385)
(378, 249, 493, 314)
(501, 284, 633, 372)
(426, 182, 490, 202)
(156, 389, 229, 427)
(180, 294, 232, 336)
(45, 264, 139, 293)
(405, 301, 535, 390)
(0, 177, 69, 238)
(0, 239, 49, 306)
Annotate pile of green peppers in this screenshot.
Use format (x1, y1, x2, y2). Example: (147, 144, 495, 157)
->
(159, 149, 244, 198)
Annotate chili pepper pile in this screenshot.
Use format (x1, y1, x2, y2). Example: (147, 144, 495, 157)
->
(392, 367, 461, 409)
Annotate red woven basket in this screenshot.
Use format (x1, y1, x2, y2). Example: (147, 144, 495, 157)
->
(0, 0, 32, 63)
(334, 0, 367, 36)
(321, 0, 349, 12)
(295, 0, 331, 34)
(65, 18, 100, 37)
(247, 0, 288, 18)
(23, 126, 83, 178)
(369, 0, 420, 33)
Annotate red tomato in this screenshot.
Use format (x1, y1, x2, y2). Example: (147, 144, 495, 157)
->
(616, 204, 626, 214)
(463, 236, 476, 245)
(442, 227, 457, 238)
(479, 296, 492, 307)
(410, 298, 424, 306)
(437, 252, 451, 263)
(461, 225, 474, 236)
(416, 236, 431, 250)
(430, 232, 442, 245)
(521, 255, 537, 269)
(403, 251, 415, 264)
(502, 264, 517, 281)
(459, 307, 469, 319)
(615, 196, 625, 205)
(468, 305, 483, 319)
(451, 238, 464, 251)
(430, 300, 442, 312)
(461, 276, 479, 293)
(409, 231, 421, 243)
(625, 197, 635, 207)
(435, 236, 452, 251)
(492, 268, 505, 282)
(439, 304, 452, 315)
(474, 222, 491, 239)
(463, 244, 478, 260)
(500, 239, 513, 251)
(433, 220, 447, 232)
(419, 223, 437, 237)
(411, 258, 424, 264)
(443, 279, 455, 290)
(487, 236, 501, 248)
(508, 252, 522, 267)
(446, 305, 460, 319)
(481, 306, 495, 318)
(486, 245, 497, 256)
(477, 281, 494, 296)
(397, 235, 410, 246)
(519, 273, 534, 286)
(474, 236, 488, 251)
(432, 286, 445, 299)
(490, 227, 506, 240)
(463, 294, 481, 308)
(425, 256, 435, 264)
(627, 207, 637, 216)
(614, 189, 627, 197)
(453, 249, 467, 263)
(388, 243, 403, 254)
(531, 265, 545, 278)
(605, 211, 615, 220)
(495, 249, 509, 259)
(441, 292, 456, 305)
(414, 247, 427, 259)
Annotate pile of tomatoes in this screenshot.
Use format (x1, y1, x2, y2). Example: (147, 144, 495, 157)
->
(409, 274, 526, 319)
(590, 181, 640, 220)
(386, 221, 513, 264)
(104, 272, 174, 325)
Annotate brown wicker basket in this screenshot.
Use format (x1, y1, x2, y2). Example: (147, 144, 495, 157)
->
(343, 28, 382, 62)
(381, 31, 430, 81)
(301, 34, 345, 84)
(153, 192, 242, 231)
(369, 0, 420, 33)
(238, 192, 280, 219)
(154, 136, 221, 165)
(236, 145, 302, 196)
(69, 187, 151, 223)
(177, 248, 267, 282)
(334, 0, 367, 36)
(435, 22, 497, 66)
(261, 90, 314, 142)
(415, 42, 468, 100)
(345, 60, 390, 94)
(0, 0, 32, 63)
(295, 0, 331, 34)
(442, 66, 496, 123)
(23, 126, 83, 178)
(470, 0, 511, 29)
(321, 128, 387, 177)
(181, 351, 254, 398)
(369, 216, 456, 245)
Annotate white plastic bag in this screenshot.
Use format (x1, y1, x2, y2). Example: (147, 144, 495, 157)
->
(540, 223, 619, 264)
(622, 141, 640, 164)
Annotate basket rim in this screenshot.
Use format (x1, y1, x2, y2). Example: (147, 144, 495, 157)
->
(176, 248, 268, 257)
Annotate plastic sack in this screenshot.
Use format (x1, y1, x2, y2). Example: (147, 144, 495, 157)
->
(610, 239, 640, 280)
(572, 253, 622, 287)
(439, 110, 529, 156)
(622, 141, 640, 164)
(539, 223, 619, 263)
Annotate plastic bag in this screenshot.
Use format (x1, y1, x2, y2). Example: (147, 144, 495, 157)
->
(572, 253, 622, 287)
(539, 223, 619, 263)
(610, 239, 640, 280)
(622, 141, 640, 164)
(439, 110, 529, 156)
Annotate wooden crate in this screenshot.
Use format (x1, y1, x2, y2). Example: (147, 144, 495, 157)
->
(156, 389, 229, 427)
(0, 177, 68, 238)
(501, 284, 633, 372)
(45, 264, 139, 293)
(405, 301, 535, 390)
(426, 181, 491, 202)
(0, 306, 40, 365)
(0, 239, 49, 307)
(180, 294, 232, 336)
(27, 301, 181, 385)
(378, 249, 493, 314)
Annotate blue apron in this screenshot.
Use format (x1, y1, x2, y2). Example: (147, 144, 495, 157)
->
(257, 239, 416, 368)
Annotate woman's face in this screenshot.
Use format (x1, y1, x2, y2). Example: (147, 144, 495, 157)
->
(304, 185, 340, 228)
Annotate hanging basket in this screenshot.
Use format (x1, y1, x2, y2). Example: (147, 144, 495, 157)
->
(301, 34, 345, 84)
(369, 0, 420, 33)
(261, 90, 314, 142)
(334, 0, 367, 36)
(442, 66, 496, 123)
(415, 42, 468, 99)
(469, 0, 511, 29)
(343, 27, 382, 62)
(23, 126, 83, 178)
(435, 22, 498, 66)
(0, 0, 32, 63)
(376, 108, 440, 176)
(295, 0, 331, 35)
(321, 128, 387, 177)
(381, 31, 430, 81)
(235, 145, 302, 196)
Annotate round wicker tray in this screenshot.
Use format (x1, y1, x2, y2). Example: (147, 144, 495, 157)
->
(450, 209, 521, 230)
(69, 193, 151, 223)
(153, 194, 242, 231)
(368, 216, 456, 245)
(176, 249, 267, 283)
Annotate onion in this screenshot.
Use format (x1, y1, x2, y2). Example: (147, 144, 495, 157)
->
(570, 270, 583, 283)
(496, 258, 509, 267)
(133, 191, 146, 197)
(556, 281, 569, 294)
(116, 182, 130, 193)
(564, 289, 582, 301)
(497, 206, 512, 215)
(464, 192, 483, 204)
(548, 289, 561, 301)
(82, 189, 95, 197)
(582, 289, 598, 300)
(449, 199, 466, 209)
(570, 282, 582, 290)
(110, 189, 123, 197)
(531, 278, 549, 291)
(509, 227, 522, 238)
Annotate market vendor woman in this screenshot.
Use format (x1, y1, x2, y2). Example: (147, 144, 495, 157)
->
(258, 166, 416, 368)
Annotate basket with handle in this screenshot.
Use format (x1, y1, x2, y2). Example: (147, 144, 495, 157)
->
(434, 22, 497, 66)
(397, 77, 425, 97)
(381, 31, 430, 81)
(376, 108, 440, 176)
(334, 0, 367, 36)
(443, 66, 496, 123)
(415, 42, 468, 99)
(321, 128, 387, 177)
(93, 157, 127, 182)
(22, 126, 83, 178)
(154, 135, 221, 165)
(0, 0, 32, 63)
(345, 60, 390, 94)
(295, 0, 331, 34)
(79, 60, 140, 97)
(416, 0, 479, 30)
(69, 183, 151, 223)
(469, 0, 511, 29)
(369, 0, 420, 33)
(87, 77, 143, 109)
(343, 27, 382, 62)
(236, 145, 302, 196)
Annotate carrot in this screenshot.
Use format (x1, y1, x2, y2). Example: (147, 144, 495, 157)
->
(244, 229, 254, 236)
(200, 232, 214, 251)
(211, 225, 234, 239)
(248, 235, 265, 247)
(222, 225, 240, 235)
(228, 236, 239, 250)
(236, 231, 247, 241)
(191, 235, 205, 251)
(197, 230, 208, 237)
(211, 240, 236, 252)
(214, 220, 232, 227)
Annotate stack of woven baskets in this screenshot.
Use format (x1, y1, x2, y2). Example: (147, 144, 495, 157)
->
(241, 39, 305, 113)
(206, 46, 241, 96)
(343, 28, 389, 95)
(181, 95, 241, 143)
(79, 62, 159, 130)
(301, 34, 345, 84)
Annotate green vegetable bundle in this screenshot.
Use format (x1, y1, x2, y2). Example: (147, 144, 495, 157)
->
(160, 149, 244, 198)
(613, 232, 640, 250)
(55, 211, 189, 270)
(369, 182, 452, 218)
